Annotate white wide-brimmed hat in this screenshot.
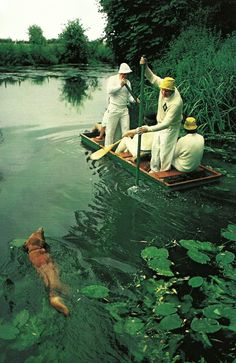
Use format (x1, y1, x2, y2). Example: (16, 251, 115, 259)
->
(118, 63, 132, 74)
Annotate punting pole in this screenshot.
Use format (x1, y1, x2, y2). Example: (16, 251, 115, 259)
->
(135, 57, 145, 186)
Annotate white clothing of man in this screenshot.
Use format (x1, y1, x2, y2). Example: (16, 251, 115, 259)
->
(105, 63, 135, 146)
(116, 131, 154, 159)
(172, 117, 204, 172)
(138, 57, 183, 171)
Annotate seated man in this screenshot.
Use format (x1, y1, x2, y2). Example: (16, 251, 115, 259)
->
(116, 114, 156, 160)
(93, 109, 108, 141)
(171, 117, 204, 172)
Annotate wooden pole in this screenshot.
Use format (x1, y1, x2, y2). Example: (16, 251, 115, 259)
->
(135, 58, 145, 186)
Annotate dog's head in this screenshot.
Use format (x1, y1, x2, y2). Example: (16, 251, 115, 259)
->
(24, 227, 45, 252)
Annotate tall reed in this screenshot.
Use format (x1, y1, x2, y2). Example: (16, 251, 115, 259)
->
(146, 27, 236, 134)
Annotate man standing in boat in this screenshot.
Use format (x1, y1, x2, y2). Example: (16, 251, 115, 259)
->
(172, 117, 205, 172)
(105, 63, 136, 146)
(138, 56, 183, 173)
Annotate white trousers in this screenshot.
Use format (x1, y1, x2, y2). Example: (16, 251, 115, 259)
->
(150, 126, 180, 171)
(105, 105, 130, 146)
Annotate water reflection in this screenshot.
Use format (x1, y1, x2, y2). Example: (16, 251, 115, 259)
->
(60, 77, 91, 107)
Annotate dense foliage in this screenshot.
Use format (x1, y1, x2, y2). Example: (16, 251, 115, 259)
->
(58, 19, 89, 63)
(98, 0, 236, 64)
(140, 28, 236, 134)
(0, 21, 113, 66)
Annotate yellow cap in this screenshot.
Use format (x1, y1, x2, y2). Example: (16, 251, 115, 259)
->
(160, 77, 175, 91)
(184, 117, 197, 130)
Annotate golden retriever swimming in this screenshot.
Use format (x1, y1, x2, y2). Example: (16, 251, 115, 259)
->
(24, 228, 69, 316)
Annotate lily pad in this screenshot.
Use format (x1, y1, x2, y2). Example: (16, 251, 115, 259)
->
(114, 317, 144, 336)
(216, 251, 235, 265)
(179, 239, 217, 252)
(159, 313, 182, 331)
(203, 305, 223, 319)
(179, 239, 201, 250)
(106, 302, 129, 320)
(141, 247, 169, 260)
(0, 324, 19, 340)
(124, 317, 144, 335)
(221, 224, 236, 241)
(155, 302, 178, 316)
(81, 285, 109, 299)
(187, 249, 210, 264)
(147, 258, 174, 276)
(10, 239, 26, 248)
(191, 318, 221, 333)
(188, 276, 204, 288)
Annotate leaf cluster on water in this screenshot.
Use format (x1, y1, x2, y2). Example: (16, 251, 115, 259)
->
(81, 223, 236, 362)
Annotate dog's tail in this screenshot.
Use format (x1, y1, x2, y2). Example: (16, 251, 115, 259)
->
(49, 292, 69, 317)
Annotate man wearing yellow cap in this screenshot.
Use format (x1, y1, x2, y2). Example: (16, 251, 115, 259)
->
(172, 117, 205, 172)
(138, 57, 183, 172)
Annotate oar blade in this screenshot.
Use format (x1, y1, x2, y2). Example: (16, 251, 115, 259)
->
(90, 145, 112, 160)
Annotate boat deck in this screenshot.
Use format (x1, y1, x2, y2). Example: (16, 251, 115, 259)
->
(81, 131, 222, 190)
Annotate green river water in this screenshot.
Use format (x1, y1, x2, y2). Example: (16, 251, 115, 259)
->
(0, 65, 235, 362)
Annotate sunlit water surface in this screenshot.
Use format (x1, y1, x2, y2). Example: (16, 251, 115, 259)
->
(0, 65, 235, 362)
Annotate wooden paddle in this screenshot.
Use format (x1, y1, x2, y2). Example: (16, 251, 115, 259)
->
(90, 138, 122, 160)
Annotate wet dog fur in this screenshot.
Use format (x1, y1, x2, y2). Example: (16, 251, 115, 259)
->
(24, 228, 69, 316)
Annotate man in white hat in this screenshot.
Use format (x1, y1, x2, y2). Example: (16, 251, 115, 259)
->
(172, 117, 205, 172)
(104, 63, 136, 146)
(138, 57, 183, 172)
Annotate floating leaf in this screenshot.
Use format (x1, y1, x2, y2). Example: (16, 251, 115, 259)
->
(147, 258, 174, 276)
(141, 247, 169, 260)
(188, 276, 204, 288)
(187, 249, 210, 264)
(226, 324, 236, 332)
(81, 285, 109, 299)
(114, 317, 144, 336)
(0, 324, 19, 340)
(155, 302, 178, 316)
(10, 239, 26, 248)
(179, 239, 217, 252)
(221, 224, 236, 241)
(180, 295, 193, 315)
(106, 302, 129, 320)
(124, 317, 144, 335)
(203, 305, 223, 319)
(159, 313, 182, 331)
(222, 266, 236, 281)
(191, 318, 221, 333)
(179, 239, 200, 250)
(216, 251, 235, 265)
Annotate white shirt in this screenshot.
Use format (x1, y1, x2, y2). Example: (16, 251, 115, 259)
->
(145, 67, 183, 132)
(172, 133, 205, 172)
(107, 74, 134, 108)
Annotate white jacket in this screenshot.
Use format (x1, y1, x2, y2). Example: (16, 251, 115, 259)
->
(172, 133, 205, 172)
(107, 74, 134, 108)
(145, 66, 183, 132)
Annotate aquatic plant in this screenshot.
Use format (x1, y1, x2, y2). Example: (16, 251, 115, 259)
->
(81, 223, 236, 362)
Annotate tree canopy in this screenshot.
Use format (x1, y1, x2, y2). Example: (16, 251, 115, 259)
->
(98, 0, 236, 64)
(28, 25, 46, 45)
(59, 19, 89, 63)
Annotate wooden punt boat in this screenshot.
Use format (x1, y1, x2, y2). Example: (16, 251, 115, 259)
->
(81, 131, 222, 191)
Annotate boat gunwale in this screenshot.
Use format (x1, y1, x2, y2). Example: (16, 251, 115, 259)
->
(80, 132, 222, 190)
